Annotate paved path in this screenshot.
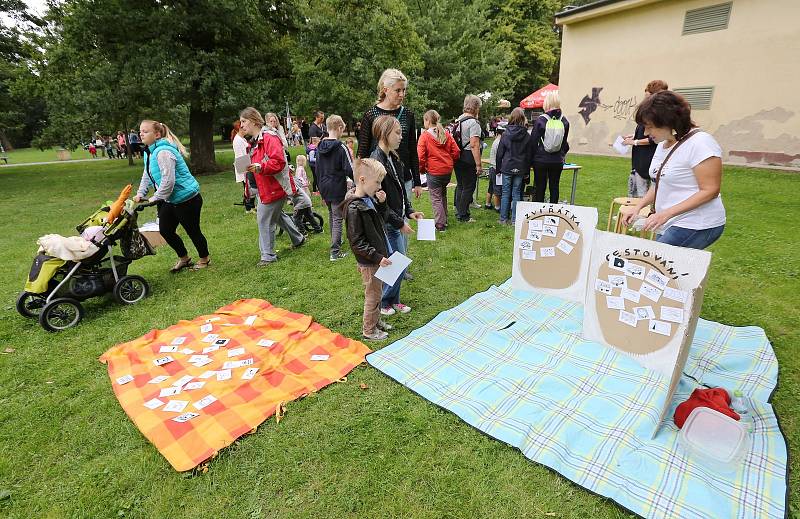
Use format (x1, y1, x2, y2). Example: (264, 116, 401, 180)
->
(0, 158, 100, 168)
(0, 149, 233, 168)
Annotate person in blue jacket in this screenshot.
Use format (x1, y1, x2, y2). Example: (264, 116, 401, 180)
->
(134, 120, 210, 272)
(495, 108, 533, 224)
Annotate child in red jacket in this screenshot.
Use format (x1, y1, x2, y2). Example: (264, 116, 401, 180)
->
(417, 110, 460, 231)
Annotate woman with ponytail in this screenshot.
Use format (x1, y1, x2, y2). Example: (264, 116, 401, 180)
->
(134, 120, 210, 272)
(417, 109, 460, 231)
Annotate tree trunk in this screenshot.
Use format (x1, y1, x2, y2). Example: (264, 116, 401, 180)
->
(189, 106, 220, 174)
(124, 118, 134, 167)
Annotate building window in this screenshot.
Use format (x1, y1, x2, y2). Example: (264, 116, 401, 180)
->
(682, 2, 732, 35)
(674, 87, 715, 110)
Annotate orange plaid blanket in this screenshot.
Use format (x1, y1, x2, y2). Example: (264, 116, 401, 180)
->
(99, 299, 371, 471)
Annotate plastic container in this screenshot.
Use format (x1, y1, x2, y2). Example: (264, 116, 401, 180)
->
(679, 406, 750, 472)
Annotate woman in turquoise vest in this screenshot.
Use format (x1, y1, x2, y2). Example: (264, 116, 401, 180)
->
(134, 120, 210, 271)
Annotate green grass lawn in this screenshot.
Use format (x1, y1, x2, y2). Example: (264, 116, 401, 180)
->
(0, 151, 797, 518)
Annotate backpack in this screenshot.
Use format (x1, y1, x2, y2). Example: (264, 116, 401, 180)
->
(541, 114, 565, 153)
(446, 116, 476, 151)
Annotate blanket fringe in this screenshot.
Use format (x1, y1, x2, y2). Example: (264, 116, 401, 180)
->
(275, 401, 287, 423)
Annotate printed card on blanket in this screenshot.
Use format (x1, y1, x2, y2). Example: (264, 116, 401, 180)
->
(511, 203, 598, 302)
(583, 230, 711, 437)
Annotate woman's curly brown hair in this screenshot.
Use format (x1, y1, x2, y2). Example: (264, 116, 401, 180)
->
(635, 90, 696, 139)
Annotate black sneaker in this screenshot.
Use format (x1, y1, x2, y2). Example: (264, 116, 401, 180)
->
(329, 251, 348, 262)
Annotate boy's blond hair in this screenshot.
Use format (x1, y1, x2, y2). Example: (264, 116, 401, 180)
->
(355, 158, 386, 183)
(326, 114, 345, 132)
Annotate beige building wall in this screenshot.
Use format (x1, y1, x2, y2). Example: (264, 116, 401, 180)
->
(556, 0, 800, 168)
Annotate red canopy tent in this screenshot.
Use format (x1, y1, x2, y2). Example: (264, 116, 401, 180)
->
(519, 83, 559, 109)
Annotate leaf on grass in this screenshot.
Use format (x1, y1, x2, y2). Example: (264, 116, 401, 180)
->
(3, 348, 15, 354)
(359, 383, 369, 390)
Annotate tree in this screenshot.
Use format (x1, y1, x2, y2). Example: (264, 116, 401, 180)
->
(409, 0, 516, 120)
(0, 0, 45, 149)
(287, 0, 425, 126)
(489, 0, 563, 103)
(37, 0, 297, 172)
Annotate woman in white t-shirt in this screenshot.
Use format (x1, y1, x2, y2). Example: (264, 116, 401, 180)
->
(622, 91, 725, 249)
(231, 120, 256, 212)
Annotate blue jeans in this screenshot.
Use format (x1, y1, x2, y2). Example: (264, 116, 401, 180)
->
(656, 224, 724, 250)
(381, 224, 404, 307)
(500, 174, 524, 223)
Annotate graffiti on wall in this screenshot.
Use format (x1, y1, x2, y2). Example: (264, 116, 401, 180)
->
(578, 87, 603, 124)
(578, 87, 638, 124)
(609, 95, 638, 121)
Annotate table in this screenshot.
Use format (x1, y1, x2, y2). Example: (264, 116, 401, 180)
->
(479, 162, 583, 205)
(563, 163, 582, 205)
(518, 163, 583, 204)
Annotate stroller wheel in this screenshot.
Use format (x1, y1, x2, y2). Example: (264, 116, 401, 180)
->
(113, 275, 150, 305)
(16, 291, 47, 319)
(39, 298, 84, 332)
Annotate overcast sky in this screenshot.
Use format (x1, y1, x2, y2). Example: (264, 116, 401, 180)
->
(23, 0, 47, 15)
(2, 0, 47, 26)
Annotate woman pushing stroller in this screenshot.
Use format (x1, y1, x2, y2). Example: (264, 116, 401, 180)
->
(134, 120, 211, 272)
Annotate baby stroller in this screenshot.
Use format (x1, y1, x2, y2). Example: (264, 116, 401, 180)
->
(17, 198, 157, 332)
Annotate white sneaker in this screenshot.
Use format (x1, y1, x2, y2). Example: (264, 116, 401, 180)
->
(392, 303, 412, 314)
(470, 202, 482, 209)
(377, 319, 393, 331)
(380, 306, 396, 316)
(363, 329, 389, 341)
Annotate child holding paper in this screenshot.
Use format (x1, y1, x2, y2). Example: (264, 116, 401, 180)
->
(344, 158, 393, 341)
(370, 115, 424, 315)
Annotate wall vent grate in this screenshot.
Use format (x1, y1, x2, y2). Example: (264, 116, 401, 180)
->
(674, 87, 715, 110)
(682, 2, 732, 35)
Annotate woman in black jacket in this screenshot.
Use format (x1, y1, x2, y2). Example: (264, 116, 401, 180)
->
(532, 91, 570, 204)
(496, 108, 532, 224)
(369, 115, 423, 316)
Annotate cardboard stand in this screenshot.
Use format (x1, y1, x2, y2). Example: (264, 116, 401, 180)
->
(511, 202, 598, 303)
(582, 230, 711, 437)
(510, 203, 714, 437)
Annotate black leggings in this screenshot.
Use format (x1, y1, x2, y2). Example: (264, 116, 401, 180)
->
(309, 164, 318, 193)
(533, 162, 563, 203)
(157, 194, 209, 258)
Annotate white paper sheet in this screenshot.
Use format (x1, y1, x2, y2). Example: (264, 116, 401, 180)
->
(234, 155, 251, 182)
(416, 219, 436, 241)
(613, 135, 629, 155)
(375, 251, 412, 286)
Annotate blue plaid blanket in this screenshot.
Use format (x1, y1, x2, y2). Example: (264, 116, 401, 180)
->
(367, 281, 787, 519)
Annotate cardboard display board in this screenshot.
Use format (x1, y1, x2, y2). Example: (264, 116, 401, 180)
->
(583, 230, 711, 436)
(512, 203, 598, 302)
